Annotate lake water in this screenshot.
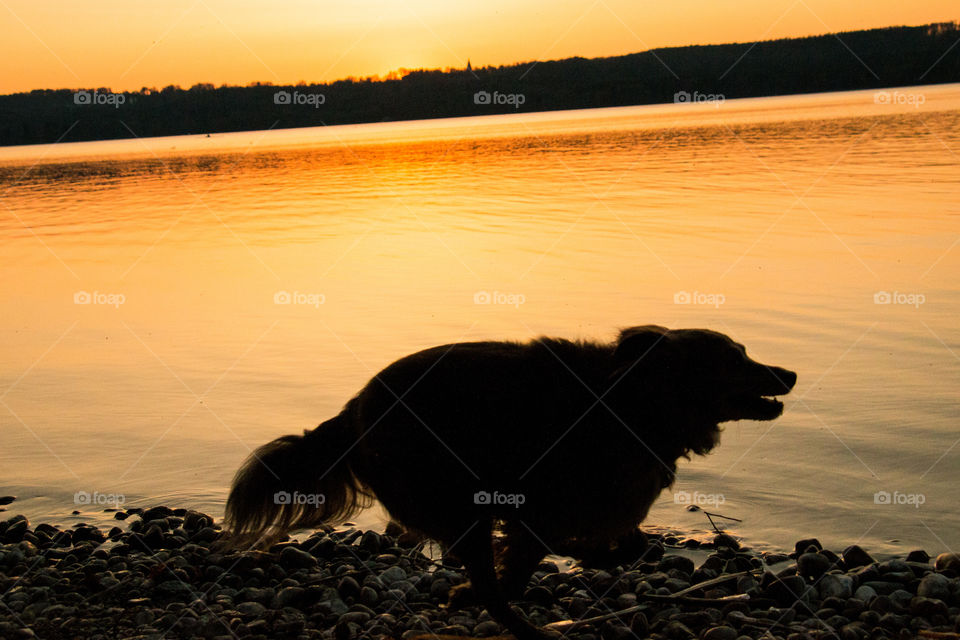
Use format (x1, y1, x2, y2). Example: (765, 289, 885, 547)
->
(1, 84, 959, 558)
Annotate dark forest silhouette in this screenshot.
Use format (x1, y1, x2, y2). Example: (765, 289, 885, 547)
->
(1, 23, 958, 147)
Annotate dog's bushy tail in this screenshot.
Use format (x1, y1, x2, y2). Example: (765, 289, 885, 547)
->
(225, 411, 371, 542)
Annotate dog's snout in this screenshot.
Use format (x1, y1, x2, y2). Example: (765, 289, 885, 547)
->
(771, 366, 797, 393)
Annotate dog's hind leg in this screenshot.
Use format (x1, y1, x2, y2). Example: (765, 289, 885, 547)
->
(496, 521, 549, 601)
(453, 522, 557, 640)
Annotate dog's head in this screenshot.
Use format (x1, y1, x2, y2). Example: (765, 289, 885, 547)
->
(608, 325, 796, 454)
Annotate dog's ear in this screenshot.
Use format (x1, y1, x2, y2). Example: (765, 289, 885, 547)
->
(607, 325, 673, 388)
(613, 325, 671, 363)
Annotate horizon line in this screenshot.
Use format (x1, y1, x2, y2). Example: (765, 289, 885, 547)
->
(5, 19, 955, 98)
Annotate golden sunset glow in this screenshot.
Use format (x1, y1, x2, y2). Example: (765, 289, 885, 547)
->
(1, 0, 957, 94)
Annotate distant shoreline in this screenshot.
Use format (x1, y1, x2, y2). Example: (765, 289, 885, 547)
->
(0, 21, 957, 148)
(0, 82, 954, 163)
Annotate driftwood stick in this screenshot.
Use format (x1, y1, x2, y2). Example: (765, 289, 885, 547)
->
(671, 570, 755, 597)
(702, 510, 743, 534)
(544, 593, 749, 632)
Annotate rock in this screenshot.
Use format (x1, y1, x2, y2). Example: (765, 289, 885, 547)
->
(141, 506, 174, 521)
(182, 510, 212, 531)
(359, 585, 378, 606)
(474, 620, 500, 636)
(934, 553, 960, 573)
(798, 552, 832, 579)
(703, 626, 739, 640)
(335, 620, 359, 640)
(337, 576, 361, 600)
(275, 586, 306, 608)
(670, 611, 713, 630)
(662, 620, 695, 639)
(659, 555, 695, 576)
(192, 526, 219, 543)
(384, 588, 407, 603)
(380, 565, 407, 585)
(840, 622, 869, 640)
(878, 612, 908, 629)
(888, 589, 913, 609)
(133, 609, 155, 626)
(430, 579, 451, 600)
(616, 593, 637, 609)
(4, 515, 28, 542)
(155, 580, 194, 599)
(630, 612, 649, 638)
(819, 574, 854, 600)
(906, 549, 930, 564)
(763, 553, 791, 565)
(853, 585, 877, 603)
(591, 570, 615, 591)
(910, 596, 949, 617)
(714, 534, 740, 550)
(279, 545, 317, 570)
(436, 625, 470, 636)
(917, 573, 951, 600)
(359, 530, 382, 554)
(664, 578, 691, 593)
(869, 595, 895, 614)
(841, 545, 874, 570)
(236, 602, 266, 617)
(339, 611, 371, 625)
(764, 575, 807, 605)
(523, 586, 554, 607)
(0, 496, 15, 505)
(143, 524, 164, 549)
(878, 559, 910, 574)
(794, 538, 822, 556)
(861, 581, 901, 595)
(246, 619, 269, 634)
(692, 567, 717, 584)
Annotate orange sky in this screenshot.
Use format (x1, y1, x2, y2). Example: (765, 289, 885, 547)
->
(1, 1, 957, 94)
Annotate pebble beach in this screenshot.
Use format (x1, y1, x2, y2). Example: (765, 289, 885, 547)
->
(2, 499, 960, 640)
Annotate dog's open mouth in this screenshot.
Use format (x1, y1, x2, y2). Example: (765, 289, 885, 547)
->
(724, 365, 796, 421)
(729, 393, 785, 421)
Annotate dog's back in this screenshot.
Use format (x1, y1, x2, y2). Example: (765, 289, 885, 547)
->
(348, 337, 664, 542)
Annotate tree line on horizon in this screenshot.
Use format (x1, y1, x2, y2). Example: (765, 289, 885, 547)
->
(0, 22, 958, 147)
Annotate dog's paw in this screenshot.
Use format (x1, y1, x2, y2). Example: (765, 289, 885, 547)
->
(446, 581, 477, 609)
